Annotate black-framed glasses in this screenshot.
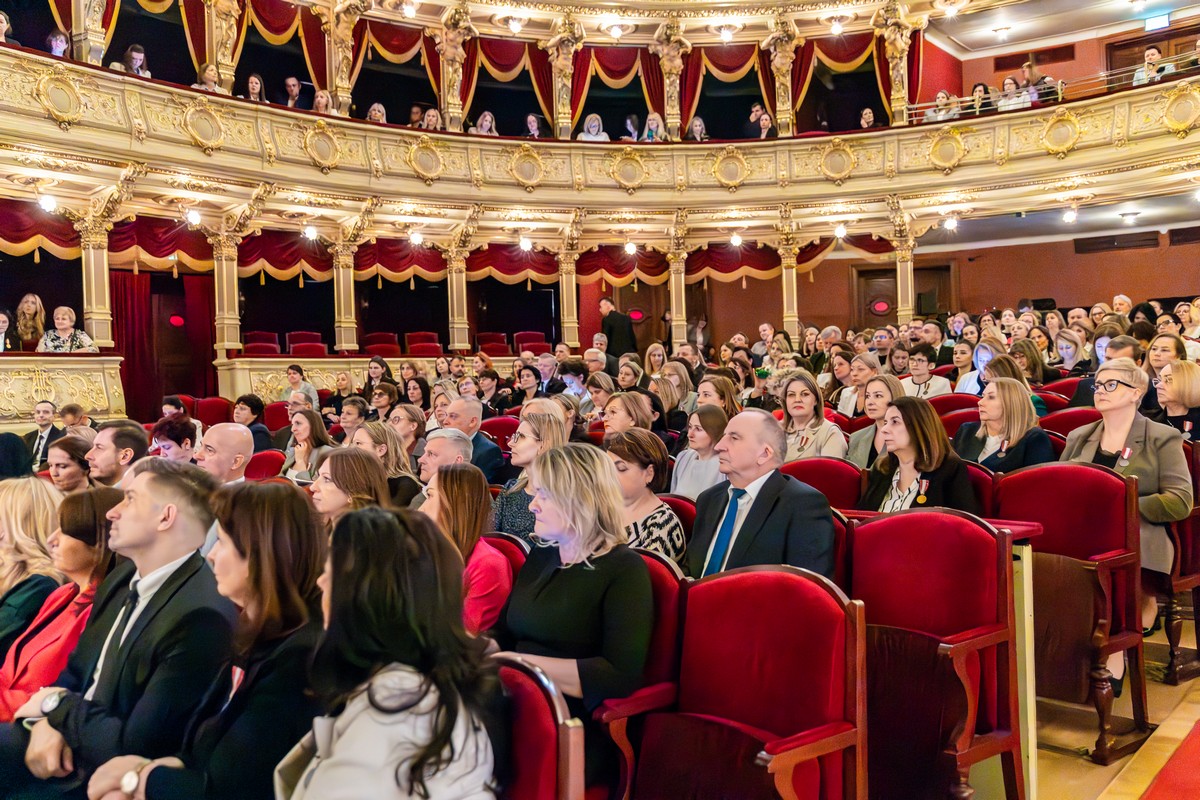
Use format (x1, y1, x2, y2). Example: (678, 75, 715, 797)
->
(1093, 379, 1137, 394)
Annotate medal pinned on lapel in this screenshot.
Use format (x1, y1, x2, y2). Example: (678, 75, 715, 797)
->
(1118, 446, 1132, 468)
(997, 439, 1009, 459)
(915, 479, 929, 505)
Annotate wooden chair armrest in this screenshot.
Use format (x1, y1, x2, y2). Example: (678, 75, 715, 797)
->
(757, 723, 858, 800)
(594, 682, 677, 725)
(937, 624, 1008, 657)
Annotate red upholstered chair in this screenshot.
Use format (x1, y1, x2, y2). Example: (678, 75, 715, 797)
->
(290, 342, 328, 357)
(328, 424, 344, 439)
(842, 415, 875, 434)
(657, 494, 697, 542)
(365, 343, 403, 358)
(929, 393, 981, 415)
(408, 342, 442, 357)
(483, 532, 528, 579)
(940, 408, 981, 439)
(1034, 391, 1070, 413)
(829, 509, 852, 592)
(773, 408, 785, 421)
(317, 389, 333, 407)
(1042, 377, 1082, 398)
(263, 401, 290, 432)
(1038, 407, 1101, 437)
(1045, 430, 1067, 458)
(931, 365, 957, 379)
(494, 654, 585, 800)
(481, 415, 521, 453)
(588, 418, 604, 432)
(506, 405, 523, 418)
(175, 394, 197, 417)
(245, 450, 286, 480)
(244, 330, 279, 346)
(598, 566, 867, 800)
(513, 331, 548, 351)
(285, 331, 322, 348)
(587, 429, 606, 446)
(361, 332, 399, 347)
(1158, 440, 1200, 684)
(476, 332, 508, 347)
(779, 457, 866, 511)
(966, 462, 996, 516)
(243, 342, 281, 355)
(994, 463, 1149, 764)
(194, 397, 233, 429)
(526, 342, 552, 356)
(482, 342, 514, 357)
(404, 331, 440, 349)
(850, 510, 1024, 799)
(824, 409, 851, 429)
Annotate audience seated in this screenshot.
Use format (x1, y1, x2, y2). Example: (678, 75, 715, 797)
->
(233, 394, 274, 452)
(310, 447, 391, 530)
(281, 75, 310, 109)
(334, 396, 368, 444)
(150, 413, 197, 463)
(279, 365, 319, 408)
(0, 478, 63, 657)
(0, 308, 17, 352)
(280, 409, 335, 482)
(985, 354, 1048, 416)
(1152, 360, 1200, 437)
(45, 436, 94, 494)
(780, 370, 848, 460)
(901, 343, 953, 398)
(108, 44, 150, 78)
(603, 392, 653, 440)
(996, 75, 1031, 111)
(240, 73, 267, 102)
(85, 420, 150, 487)
(191, 62, 230, 95)
(321, 371, 356, 424)
(467, 110, 498, 135)
(35, 306, 97, 353)
(384, 403, 426, 474)
(577, 113, 610, 141)
(413, 428, 473, 508)
(952, 378, 1056, 471)
(847, 374, 905, 469)
(443, 397, 503, 483)
(351, 421, 421, 507)
(24, 400, 65, 472)
(492, 411, 567, 540)
(670, 405, 727, 500)
(605, 429, 686, 563)
(192, 422, 253, 490)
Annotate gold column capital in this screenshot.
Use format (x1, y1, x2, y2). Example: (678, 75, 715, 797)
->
(540, 16, 585, 140)
(871, 1, 927, 127)
(761, 17, 802, 137)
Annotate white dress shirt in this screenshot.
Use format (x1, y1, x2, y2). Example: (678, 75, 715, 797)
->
(879, 469, 919, 513)
(701, 470, 774, 573)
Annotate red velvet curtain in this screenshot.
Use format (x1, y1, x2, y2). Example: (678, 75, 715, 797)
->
(110, 270, 155, 423)
(298, 7, 328, 90)
(466, 244, 558, 284)
(108, 217, 210, 265)
(238, 229, 331, 279)
(576, 246, 668, 286)
(49, 0, 119, 45)
(908, 30, 924, 104)
(679, 51, 705, 128)
(248, 0, 299, 42)
(0, 198, 78, 253)
(358, 19, 423, 87)
(182, 274, 216, 396)
(178, 0, 207, 73)
(638, 50, 664, 117)
(526, 44, 554, 125)
(355, 238, 447, 281)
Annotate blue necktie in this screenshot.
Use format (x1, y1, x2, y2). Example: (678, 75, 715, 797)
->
(703, 488, 747, 577)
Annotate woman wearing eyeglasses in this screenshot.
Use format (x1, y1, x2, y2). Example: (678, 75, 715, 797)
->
(1060, 357, 1193, 631)
(491, 412, 568, 540)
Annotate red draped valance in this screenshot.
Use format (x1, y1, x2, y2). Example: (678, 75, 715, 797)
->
(355, 239, 446, 282)
(466, 244, 559, 284)
(109, 216, 211, 269)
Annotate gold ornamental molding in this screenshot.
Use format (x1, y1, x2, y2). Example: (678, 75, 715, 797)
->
(508, 143, 545, 192)
(709, 146, 749, 192)
(608, 146, 649, 194)
(818, 138, 857, 185)
(176, 96, 229, 155)
(303, 120, 343, 173)
(405, 134, 445, 184)
(926, 126, 968, 175)
(1040, 107, 1082, 159)
(1160, 81, 1200, 139)
(23, 62, 90, 131)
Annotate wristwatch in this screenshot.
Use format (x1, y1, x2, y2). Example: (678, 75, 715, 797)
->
(120, 759, 152, 795)
(39, 690, 66, 716)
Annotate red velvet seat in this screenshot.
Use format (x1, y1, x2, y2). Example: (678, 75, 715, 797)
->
(929, 393, 981, 415)
(587, 429, 606, 446)
(194, 397, 233, 429)
(408, 342, 442, 357)
(175, 394, 197, 417)
(599, 566, 866, 800)
(243, 342, 281, 355)
(480, 415, 521, 453)
(931, 365, 957, 379)
(851, 509, 1024, 799)
(779, 457, 865, 511)
(526, 342, 552, 356)
(495, 654, 585, 800)
(405, 331, 440, 349)
(476, 332, 508, 347)
(1045, 430, 1067, 457)
(940, 408, 981, 439)
(245, 450, 286, 480)
(772, 408, 785, 421)
(830, 509, 851, 592)
(285, 331, 322, 348)
(317, 389, 333, 407)
(966, 462, 996, 516)
(244, 330, 279, 346)
(1159, 440, 1200, 684)
(263, 401, 290, 432)
(505, 405, 523, 418)
(1034, 391, 1070, 413)
(824, 409, 851, 429)
(290, 342, 328, 357)
(362, 332, 399, 347)
(994, 463, 1149, 764)
(1042, 377, 1082, 398)
(483, 532, 528, 579)
(842, 415, 874, 434)
(658, 494, 697, 542)
(513, 331, 548, 351)
(482, 342, 514, 357)
(365, 343, 403, 358)
(587, 418, 604, 432)
(1038, 407, 1101, 437)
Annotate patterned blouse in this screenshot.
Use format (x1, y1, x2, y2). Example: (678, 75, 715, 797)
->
(626, 503, 686, 564)
(492, 477, 536, 541)
(36, 329, 98, 353)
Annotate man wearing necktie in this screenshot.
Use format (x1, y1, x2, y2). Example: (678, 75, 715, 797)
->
(686, 409, 836, 580)
(22, 400, 64, 472)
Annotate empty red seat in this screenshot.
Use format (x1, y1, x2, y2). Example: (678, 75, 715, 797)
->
(243, 342, 281, 355)
(929, 393, 981, 415)
(1034, 391, 1070, 413)
(362, 332, 399, 347)
(263, 401, 290, 432)
(194, 397, 233, 429)
(965, 461, 996, 516)
(1038, 407, 1101, 437)
(495, 655, 585, 800)
(779, 457, 865, 511)
(823, 409, 850, 429)
(525, 342, 552, 356)
(408, 342, 442, 357)
(175, 394, 197, 417)
(931, 364, 957, 379)
(245, 450, 286, 480)
(481, 342, 514, 357)
(244, 331, 279, 346)
(476, 332, 508, 347)
(285, 331, 322, 348)
(513, 331, 548, 351)
(290, 342, 327, 357)
(404, 331, 440, 349)
(365, 343, 403, 358)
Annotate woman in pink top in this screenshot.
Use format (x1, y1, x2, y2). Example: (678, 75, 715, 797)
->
(0, 488, 121, 721)
(420, 464, 512, 634)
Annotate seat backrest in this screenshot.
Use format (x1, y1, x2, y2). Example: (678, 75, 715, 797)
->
(481, 342, 514, 357)
(966, 462, 995, 516)
(939, 408, 980, 439)
(194, 397, 233, 429)
(635, 549, 685, 685)
(408, 342, 442, 357)
(243, 342, 281, 355)
(476, 332, 508, 347)
(1035, 391, 1070, 413)
(495, 655, 584, 800)
(290, 342, 328, 357)
(365, 343, 403, 358)
(830, 508, 851, 591)
(995, 462, 1137, 560)
(405, 331, 440, 348)
(843, 414, 875, 434)
(931, 365, 957, 379)
(175, 394, 197, 417)
(263, 401, 290, 432)
(525, 342, 552, 356)
(1038, 407, 1101, 437)
(1041, 377, 1081, 398)
(513, 331, 547, 349)
(824, 409, 851, 429)
(285, 331, 322, 346)
(480, 416, 521, 453)
(779, 457, 865, 510)
(245, 449, 286, 480)
(657, 494, 697, 542)
(1045, 430, 1066, 457)
(679, 567, 861, 738)
(361, 332, 399, 347)
(929, 393, 980, 415)
(243, 330, 279, 346)
(483, 532, 529, 579)
(587, 429, 605, 446)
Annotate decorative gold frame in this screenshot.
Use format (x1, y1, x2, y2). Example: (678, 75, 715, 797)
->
(710, 146, 748, 192)
(405, 135, 444, 184)
(608, 147, 648, 194)
(33, 65, 84, 131)
(304, 120, 342, 173)
(927, 127, 967, 174)
(1161, 81, 1200, 139)
(508, 143, 545, 192)
(818, 138, 857, 185)
(179, 97, 227, 155)
(1040, 107, 1081, 159)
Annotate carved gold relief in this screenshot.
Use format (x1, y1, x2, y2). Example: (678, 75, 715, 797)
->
(818, 138, 857, 185)
(0, 361, 122, 424)
(406, 135, 445, 184)
(1161, 81, 1200, 139)
(509, 144, 545, 192)
(180, 97, 227, 155)
(927, 127, 967, 174)
(1040, 108, 1081, 158)
(608, 147, 648, 194)
(709, 146, 748, 192)
(32, 65, 85, 131)
(304, 120, 343, 173)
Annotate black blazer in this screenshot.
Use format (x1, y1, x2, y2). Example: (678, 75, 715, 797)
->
(22, 425, 65, 470)
(858, 456, 981, 515)
(685, 471, 836, 580)
(601, 311, 638, 359)
(0, 328, 18, 352)
(248, 422, 274, 453)
(0, 574, 58, 657)
(143, 616, 324, 800)
(45, 553, 238, 774)
(952, 423, 1057, 472)
(541, 377, 567, 395)
(1067, 376, 1095, 408)
(271, 427, 293, 451)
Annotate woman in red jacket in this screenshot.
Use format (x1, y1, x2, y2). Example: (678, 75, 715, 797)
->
(0, 487, 121, 721)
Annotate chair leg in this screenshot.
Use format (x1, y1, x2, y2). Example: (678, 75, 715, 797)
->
(1089, 661, 1115, 764)
(949, 765, 974, 799)
(1165, 593, 1184, 683)
(999, 743, 1026, 800)
(1127, 643, 1150, 732)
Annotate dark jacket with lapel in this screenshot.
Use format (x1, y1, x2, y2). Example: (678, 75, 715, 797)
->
(952, 423, 1057, 472)
(471, 430, 505, 483)
(22, 425, 65, 471)
(858, 456, 981, 515)
(46, 552, 238, 774)
(685, 470, 836, 580)
(601, 310, 638, 359)
(248, 422, 274, 453)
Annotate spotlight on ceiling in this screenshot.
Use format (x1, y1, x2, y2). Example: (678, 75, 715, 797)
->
(37, 195, 57, 212)
(831, 20, 844, 35)
(496, 14, 527, 34)
(400, 1, 417, 19)
(1062, 208, 1078, 224)
(185, 208, 201, 226)
(409, 230, 424, 246)
(833, 223, 848, 239)
(624, 240, 637, 255)
(1119, 211, 1140, 225)
(303, 225, 319, 240)
(519, 235, 533, 251)
(993, 27, 1010, 40)
(729, 232, 742, 247)
(600, 15, 635, 40)
(943, 216, 958, 231)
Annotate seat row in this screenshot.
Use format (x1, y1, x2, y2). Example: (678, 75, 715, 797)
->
(241, 330, 553, 357)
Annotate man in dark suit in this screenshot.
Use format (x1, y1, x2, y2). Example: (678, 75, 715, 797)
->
(685, 409, 836, 580)
(23, 400, 65, 472)
(599, 297, 638, 359)
(444, 397, 503, 483)
(535, 353, 566, 395)
(0, 459, 237, 796)
(280, 76, 311, 110)
(591, 334, 620, 377)
(675, 344, 707, 387)
(921, 320, 955, 367)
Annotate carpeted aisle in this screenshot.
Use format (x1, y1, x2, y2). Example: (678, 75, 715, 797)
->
(1139, 719, 1200, 799)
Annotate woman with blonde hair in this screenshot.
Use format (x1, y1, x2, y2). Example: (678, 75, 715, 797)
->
(644, 342, 667, 380)
(1090, 302, 1115, 327)
(650, 376, 687, 432)
(420, 463, 511, 634)
(659, 361, 697, 414)
(696, 374, 741, 416)
(952, 377, 1055, 471)
(351, 421, 421, 506)
(492, 443, 652, 788)
(309, 447, 392, 529)
(847, 374, 905, 468)
(576, 113, 609, 141)
(493, 411, 568, 540)
(836, 352, 880, 417)
(1142, 333, 1187, 416)
(312, 89, 337, 114)
(468, 110, 498, 136)
(15, 294, 44, 343)
(779, 371, 848, 461)
(1153, 360, 1200, 436)
(427, 380, 460, 430)
(1054, 328, 1091, 376)
(641, 112, 669, 142)
(0, 478, 64, 656)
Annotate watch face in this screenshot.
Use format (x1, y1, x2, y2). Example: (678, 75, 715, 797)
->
(40, 692, 62, 715)
(121, 770, 141, 794)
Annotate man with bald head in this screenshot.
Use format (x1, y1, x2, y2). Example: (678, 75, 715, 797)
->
(193, 422, 254, 554)
(685, 408, 835, 580)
